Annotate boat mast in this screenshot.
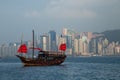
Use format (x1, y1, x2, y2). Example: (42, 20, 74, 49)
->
(21, 33, 23, 45)
(20, 33, 23, 56)
(32, 29, 34, 59)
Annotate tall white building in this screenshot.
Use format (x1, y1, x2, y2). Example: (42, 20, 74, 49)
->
(62, 28, 68, 36)
(78, 37, 84, 54)
(40, 34, 49, 51)
(0, 43, 18, 57)
(73, 39, 79, 55)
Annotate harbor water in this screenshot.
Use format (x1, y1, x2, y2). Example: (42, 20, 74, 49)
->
(0, 56, 120, 80)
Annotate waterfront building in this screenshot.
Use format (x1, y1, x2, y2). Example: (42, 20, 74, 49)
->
(49, 30, 57, 51)
(115, 45, 120, 54)
(89, 38, 98, 54)
(40, 34, 49, 51)
(78, 37, 84, 54)
(103, 38, 109, 47)
(77, 36, 90, 56)
(0, 43, 18, 57)
(73, 39, 79, 55)
(8, 43, 18, 57)
(0, 44, 8, 57)
(82, 36, 89, 55)
(107, 43, 115, 55)
(87, 32, 93, 41)
(83, 41, 89, 55)
(66, 35, 72, 49)
(98, 41, 103, 55)
(66, 35, 72, 55)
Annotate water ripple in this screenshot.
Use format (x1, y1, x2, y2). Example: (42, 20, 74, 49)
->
(0, 56, 120, 80)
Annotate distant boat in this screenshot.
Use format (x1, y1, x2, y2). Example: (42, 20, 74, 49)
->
(16, 30, 67, 66)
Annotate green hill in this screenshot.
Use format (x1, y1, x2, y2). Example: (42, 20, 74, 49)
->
(102, 29, 120, 43)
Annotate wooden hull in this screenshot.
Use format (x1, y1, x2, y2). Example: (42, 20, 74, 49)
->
(16, 55, 66, 66)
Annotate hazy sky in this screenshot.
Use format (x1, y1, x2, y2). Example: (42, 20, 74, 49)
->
(0, 0, 120, 44)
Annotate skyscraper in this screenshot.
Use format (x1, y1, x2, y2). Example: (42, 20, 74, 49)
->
(62, 28, 68, 36)
(66, 35, 72, 49)
(78, 37, 83, 54)
(49, 30, 57, 51)
(73, 38, 79, 55)
(40, 34, 49, 51)
(89, 38, 99, 54)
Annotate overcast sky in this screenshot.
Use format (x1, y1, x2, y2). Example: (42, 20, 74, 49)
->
(0, 0, 120, 44)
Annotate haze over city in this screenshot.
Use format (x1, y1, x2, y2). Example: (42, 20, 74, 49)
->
(0, 0, 120, 44)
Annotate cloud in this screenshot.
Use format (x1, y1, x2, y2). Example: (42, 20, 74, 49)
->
(45, 0, 97, 19)
(25, 0, 97, 19)
(24, 0, 120, 20)
(25, 10, 41, 17)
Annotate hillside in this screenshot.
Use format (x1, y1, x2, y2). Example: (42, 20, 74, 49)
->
(102, 29, 120, 43)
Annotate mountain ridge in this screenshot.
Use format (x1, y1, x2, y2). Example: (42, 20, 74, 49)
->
(101, 29, 120, 43)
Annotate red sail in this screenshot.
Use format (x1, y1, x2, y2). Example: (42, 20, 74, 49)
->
(17, 44, 27, 53)
(59, 43, 66, 51)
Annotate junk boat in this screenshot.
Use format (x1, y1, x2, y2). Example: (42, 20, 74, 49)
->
(16, 30, 67, 66)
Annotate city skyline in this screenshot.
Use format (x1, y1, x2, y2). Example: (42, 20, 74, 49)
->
(0, 0, 120, 44)
(0, 28, 120, 57)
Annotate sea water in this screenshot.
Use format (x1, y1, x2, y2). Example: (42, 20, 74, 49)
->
(0, 56, 120, 80)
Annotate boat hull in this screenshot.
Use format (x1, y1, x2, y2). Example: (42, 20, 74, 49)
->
(16, 55, 66, 66)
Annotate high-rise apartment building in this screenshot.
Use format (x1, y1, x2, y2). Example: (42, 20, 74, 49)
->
(62, 28, 68, 36)
(73, 39, 79, 54)
(0, 43, 18, 57)
(89, 38, 98, 54)
(78, 37, 84, 54)
(87, 32, 93, 41)
(40, 34, 49, 51)
(66, 35, 72, 49)
(49, 30, 57, 51)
